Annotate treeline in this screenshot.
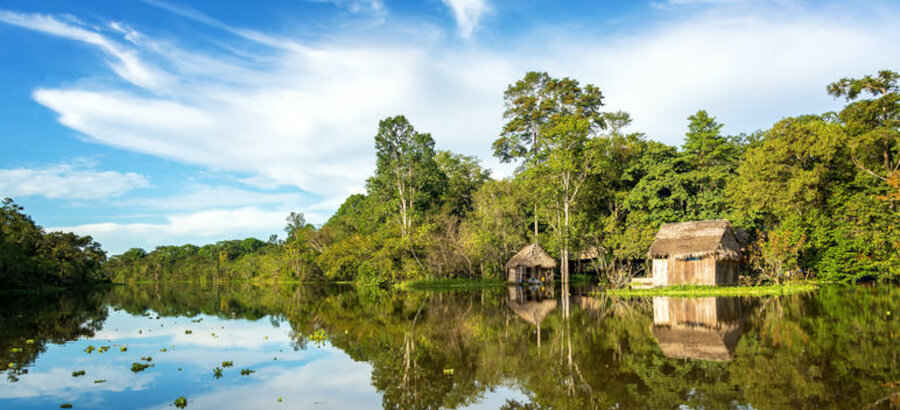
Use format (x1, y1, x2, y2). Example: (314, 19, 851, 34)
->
(0, 198, 107, 289)
(107, 69, 900, 285)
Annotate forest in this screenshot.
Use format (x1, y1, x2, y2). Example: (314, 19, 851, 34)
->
(0, 198, 107, 289)
(5, 69, 899, 288)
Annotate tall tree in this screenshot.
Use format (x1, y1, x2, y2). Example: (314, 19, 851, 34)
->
(367, 115, 442, 238)
(681, 110, 740, 219)
(530, 115, 600, 283)
(494, 71, 605, 242)
(827, 70, 900, 184)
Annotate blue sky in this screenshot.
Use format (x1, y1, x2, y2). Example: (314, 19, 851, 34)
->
(1, 0, 898, 254)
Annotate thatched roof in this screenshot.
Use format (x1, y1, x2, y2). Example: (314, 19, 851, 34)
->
(506, 243, 558, 269)
(647, 220, 741, 260)
(651, 324, 742, 361)
(509, 299, 558, 326)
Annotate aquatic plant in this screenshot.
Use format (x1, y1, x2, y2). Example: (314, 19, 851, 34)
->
(185, 330, 192, 334)
(240, 368, 255, 376)
(59, 404, 72, 409)
(93, 380, 106, 384)
(213, 367, 223, 379)
(221, 361, 233, 368)
(174, 396, 188, 408)
(72, 370, 85, 377)
(141, 356, 152, 362)
(83, 345, 95, 354)
(10, 347, 23, 353)
(309, 328, 327, 347)
(120, 346, 127, 352)
(130, 362, 151, 373)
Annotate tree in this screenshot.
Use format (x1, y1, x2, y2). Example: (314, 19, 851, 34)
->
(681, 110, 740, 220)
(434, 151, 490, 217)
(494, 72, 606, 241)
(284, 212, 306, 238)
(827, 70, 900, 183)
(529, 115, 600, 283)
(367, 115, 443, 238)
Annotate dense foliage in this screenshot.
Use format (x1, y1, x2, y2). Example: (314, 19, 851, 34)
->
(104, 70, 899, 285)
(0, 198, 107, 289)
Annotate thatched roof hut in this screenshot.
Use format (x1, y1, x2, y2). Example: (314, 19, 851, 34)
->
(648, 219, 741, 261)
(506, 243, 557, 269)
(506, 243, 557, 283)
(646, 220, 742, 287)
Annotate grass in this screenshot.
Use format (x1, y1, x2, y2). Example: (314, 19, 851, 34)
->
(395, 278, 505, 290)
(605, 283, 819, 298)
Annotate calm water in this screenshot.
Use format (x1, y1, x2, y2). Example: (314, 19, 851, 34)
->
(1, 284, 897, 409)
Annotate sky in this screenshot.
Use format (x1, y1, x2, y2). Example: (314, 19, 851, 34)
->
(1, 0, 898, 254)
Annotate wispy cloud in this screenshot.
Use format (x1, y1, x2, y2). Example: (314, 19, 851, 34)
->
(0, 161, 149, 200)
(0, 10, 169, 90)
(441, 0, 489, 38)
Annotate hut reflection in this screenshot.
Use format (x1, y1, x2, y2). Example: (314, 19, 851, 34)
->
(507, 285, 557, 348)
(650, 296, 743, 361)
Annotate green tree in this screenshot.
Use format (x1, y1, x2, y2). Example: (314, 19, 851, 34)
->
(827, 70, 899, 184)
(367, 115, 443, 238)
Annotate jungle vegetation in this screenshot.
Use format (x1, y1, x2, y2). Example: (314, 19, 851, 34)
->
(8, 69, 897, 288)
(0, 198, 107, 289)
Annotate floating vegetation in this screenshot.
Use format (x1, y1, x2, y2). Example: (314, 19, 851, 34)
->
(221, 361, 233, 368)
(59, 404, 72, 409)
(277, 397, 282, 403)
(98, 346, 109, 353)
(130, 362, 152, 373)
(191, 318, 202, 323)
(120, 346, 127, 352)
(141, 356, 152, 362)
(10, 347, 23, 353)
(213, 367, 223, 379)
(160, 348, 167, 352)
(240, 368, 255, 376)
(174, 396, 188, 408)
(309, 329, 327, 347)
(185, 330, 192, 334)
(72, 370, 86, 377)
(93, 379, 106, 384)
(84, 345, 95, 354)
(25, 339, 34, 344)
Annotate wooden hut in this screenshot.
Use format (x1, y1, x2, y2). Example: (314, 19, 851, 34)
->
(647, 220, 741, 287)
(506, 243, 557, 283)
(651, 296, 743, 361)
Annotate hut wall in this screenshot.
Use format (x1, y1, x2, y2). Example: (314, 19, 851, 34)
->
(667, 257, 717, 286)
(715, 260, 739, 285)
(651, 258, 669, 287)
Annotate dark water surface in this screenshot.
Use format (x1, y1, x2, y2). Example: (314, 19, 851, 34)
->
(1, 284, 897, 409)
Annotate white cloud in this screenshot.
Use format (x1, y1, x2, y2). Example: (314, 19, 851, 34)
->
(0, 10, 169, 90)
(50, 207, 290, 253)
(442, 0, 489, 38)
(0, 161, 149, 200)
(115, 185, 304, 211)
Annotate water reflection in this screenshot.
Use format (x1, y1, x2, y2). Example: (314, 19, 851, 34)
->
(0, 284, 897, 409)
(650, 296, 743, 361)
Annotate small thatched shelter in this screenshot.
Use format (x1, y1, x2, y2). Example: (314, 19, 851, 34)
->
(506, 243, 557, 283)
(651, 296, 743, 361)
(647, 220, 741, 287)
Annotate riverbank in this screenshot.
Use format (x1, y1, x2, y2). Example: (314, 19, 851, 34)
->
(395, 278, 506, 290)
(604, 283, 820, 297)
